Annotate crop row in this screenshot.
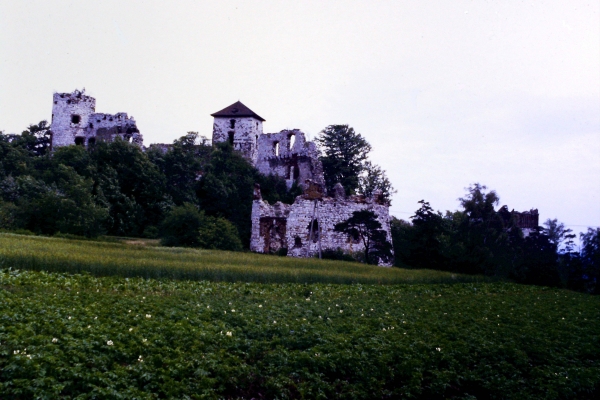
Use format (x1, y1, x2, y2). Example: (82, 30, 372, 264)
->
(1, 268, 598, 398)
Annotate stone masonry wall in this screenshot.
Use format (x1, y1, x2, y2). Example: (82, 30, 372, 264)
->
(50, 90, 96, 148)
(251, 188, 394, 266)
(50, 90, 142, 149)
(212, 117, 262, 163)
(255, 129, 324, 188)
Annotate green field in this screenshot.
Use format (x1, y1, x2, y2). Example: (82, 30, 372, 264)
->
(1, 234, 599, 398)
(0, 233, 485, 285)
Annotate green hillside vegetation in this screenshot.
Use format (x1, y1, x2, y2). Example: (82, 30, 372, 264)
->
(1, 268, 598, 399)
(0, 233, 482, 285)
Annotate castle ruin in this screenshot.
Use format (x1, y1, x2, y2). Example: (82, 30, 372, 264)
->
(50, 89, 142, 149)
(211, 101, 393, 266)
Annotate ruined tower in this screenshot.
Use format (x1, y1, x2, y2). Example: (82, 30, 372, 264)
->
(211, 101, 264, 163)
(50, 89, 96, 147)
(50, 89, 142, 149)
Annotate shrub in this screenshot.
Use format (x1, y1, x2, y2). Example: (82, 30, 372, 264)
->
(197, 215, 243, 251)
(159, 203, 204, 247)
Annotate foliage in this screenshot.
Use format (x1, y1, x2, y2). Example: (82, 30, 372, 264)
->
(159, 203, 206, 247)
(358, 161, 396, 203)
(0, 268, 598, 399)
(316, 124, 372, 195)
(580, 228, 600, 294)
(197, 215, 243, 252)
(196, 143, 259, 248)
(334, 210, 393, 265)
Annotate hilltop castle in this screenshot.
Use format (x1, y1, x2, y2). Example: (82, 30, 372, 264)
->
(49, 90, 393, 265)
(209, 101, 394, 266)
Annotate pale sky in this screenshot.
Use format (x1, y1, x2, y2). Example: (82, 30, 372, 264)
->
(1, 0, 599, 235)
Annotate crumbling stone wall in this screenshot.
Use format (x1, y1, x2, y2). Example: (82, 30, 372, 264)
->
(250, 184, 394, 266)
(50, 90, 96, 148)
(50, 89, 142, 149)
(212, 117, 262, 163)
(255, 129, 324, 188)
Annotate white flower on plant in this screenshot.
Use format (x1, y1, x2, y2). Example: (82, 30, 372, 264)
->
(258, 304, 262, 308)
(436, 347, 441, 351)
(87, 325, 91, 329)
(226, 331, 232, 336)
(13, 350, 19, 354)
(107, 340, 114, 346)
(129, 310, 131, 313)
(52, 338, 58, 343)
(207, 305, 210, 308)
(94, 316, 97, 320)
(339, 310, 343, 313)
(142, 338, 147, 343)
(231, 309, 235, 312)
(68, 316, 71, 320)
(129, 328, 133, 332)
(273, 321, 277, 324)
(146, 314, 151, 318)
(138, 355, 143, 362)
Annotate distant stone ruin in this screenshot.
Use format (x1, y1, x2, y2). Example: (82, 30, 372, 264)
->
(50, 89, 142, 149)
(211, 101, 394, 266)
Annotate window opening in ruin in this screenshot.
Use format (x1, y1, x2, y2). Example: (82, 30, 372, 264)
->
(288, 133, 296, 150)
(54, 101, 57, 104)
(293, 165, 300, 179)
(286, 165, 291, 179)
(230, 119, 236, 129)
(74, 137, 85, 146)
(307, 219, 319, 243)
(228, 131, 234, 145)
(71, 115, 81, 124)
(88, 137, 96, 146)
(274, 141, 280, 156)
(89, 123, 94, 128)
(294, 236, 302, 248)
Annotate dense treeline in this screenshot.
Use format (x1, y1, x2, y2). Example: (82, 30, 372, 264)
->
(391, 184, 600, 294)
(1, 122, 598, 293)
(0, 122, 295, 248)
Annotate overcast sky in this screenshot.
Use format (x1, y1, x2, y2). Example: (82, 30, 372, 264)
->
(1, 0, 599, 234)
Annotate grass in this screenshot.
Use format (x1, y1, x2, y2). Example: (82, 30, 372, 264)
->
(1, 268, 598, 399)
(0, 233, 488, 285)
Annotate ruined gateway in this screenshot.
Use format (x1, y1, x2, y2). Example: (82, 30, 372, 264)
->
(211, 101, 394, 266)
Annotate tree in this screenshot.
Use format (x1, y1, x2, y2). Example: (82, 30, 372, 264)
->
(159, 203, 205, 247)
(405, 200, 452, 270)
(197, 215, 243, 251)
(580, 227, 600, 294)
(358, 161, 395, 203)
(316, 125, 372, 195)
(334, 210, 393, 265)
(20, 120, 53, 157)
(196, 142, 259, 248)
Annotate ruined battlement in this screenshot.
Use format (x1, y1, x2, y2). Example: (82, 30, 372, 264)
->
(50, 89, 142, 149)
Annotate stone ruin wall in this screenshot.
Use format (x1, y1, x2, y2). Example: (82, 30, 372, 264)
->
(50, 91, 97, 147)
(255, 129, 324, 188)
(50, 90, 142, 149)
(251, 186, 394, 267)
(212, 117, 262, 163)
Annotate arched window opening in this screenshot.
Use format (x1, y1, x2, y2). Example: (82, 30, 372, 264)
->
(274, 141, 280, 156)
(294, 236, 302, 248)
(288, 133, 296, 150)
(230, 119, 236, 129)
(74, 137, 85, 146)
(71, 114, 81, 124)
(228, 131, 234, 145)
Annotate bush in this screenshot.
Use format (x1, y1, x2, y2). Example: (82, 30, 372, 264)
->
(160, 203, 242, 251)
(159, 203, 204, 247)
(197, 215, 243, 252)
